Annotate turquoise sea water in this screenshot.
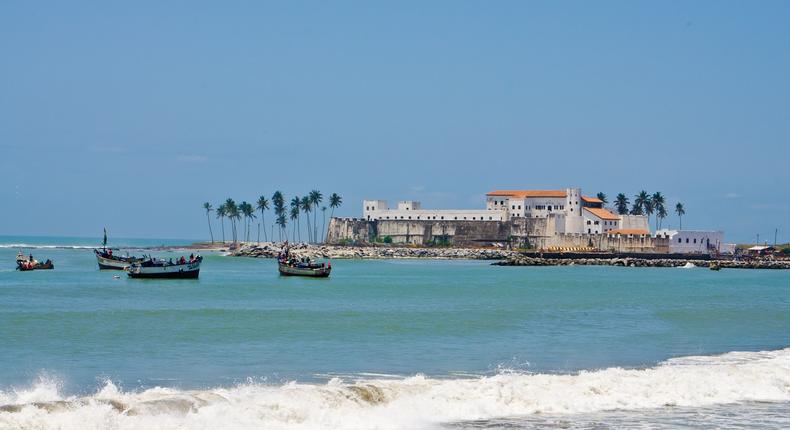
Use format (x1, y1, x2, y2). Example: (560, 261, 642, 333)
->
(1, 239, 789, 429)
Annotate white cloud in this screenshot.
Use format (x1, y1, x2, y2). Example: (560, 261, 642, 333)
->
(724, 192, 741, 199)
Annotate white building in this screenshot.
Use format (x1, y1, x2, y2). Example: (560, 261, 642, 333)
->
(363, 200, 504, 222)
(485, 188, 649, 235)
(655, 229, 731, 254)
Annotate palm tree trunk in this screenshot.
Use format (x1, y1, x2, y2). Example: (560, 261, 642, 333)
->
(322, 212, 326, 243)
(220, 218, 225, 243)
(206, 213, 214, 243)
(306, 215, 312, 243)
(261, 211, 267, 242)
(257, 223, 260, 244)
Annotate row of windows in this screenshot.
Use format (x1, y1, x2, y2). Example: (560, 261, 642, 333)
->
(586, 220, 617, 226)
(678, 237, 710, 244)
(377, 215, 496, 221)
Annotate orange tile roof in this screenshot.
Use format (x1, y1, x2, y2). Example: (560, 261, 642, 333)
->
(486, 190, 567, 198)
(581, 196, 603, 203)
(583, 207, 620, 221)
(607, 228, 650, 235)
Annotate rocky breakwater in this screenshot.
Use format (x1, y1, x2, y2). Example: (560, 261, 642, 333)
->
(230, 242, 517, 260)
(493, 255, 790, 269)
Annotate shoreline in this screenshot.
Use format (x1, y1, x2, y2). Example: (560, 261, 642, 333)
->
(494, 255, 790, 269)
(227, 242, 517, 260)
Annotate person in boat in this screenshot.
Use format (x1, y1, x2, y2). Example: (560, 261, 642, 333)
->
(29, 254, 34, 263)
(108, 249, 113, 257)
(169, 258, 174, 265)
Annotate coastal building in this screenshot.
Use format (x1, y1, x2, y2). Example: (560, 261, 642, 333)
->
(363, 200, 505, 222)
(655, 229, 732, 254)
(329, 187, 666, 250)
(484, 188, 648, 235)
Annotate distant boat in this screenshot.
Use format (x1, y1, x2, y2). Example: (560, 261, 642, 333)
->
(94, 228, 143, 270)
(278, 261, 331, 277)
(16, 251, 54, 271)
(127, 256, 203, 279)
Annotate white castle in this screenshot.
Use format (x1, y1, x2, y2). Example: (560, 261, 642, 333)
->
(363, 187, 649, 236)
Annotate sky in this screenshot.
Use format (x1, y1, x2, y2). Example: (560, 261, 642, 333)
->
(1, 1, 788, 243)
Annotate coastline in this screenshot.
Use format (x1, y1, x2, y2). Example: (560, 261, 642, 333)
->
(227, 242, 517, 260)
(494, 255, 790, 269)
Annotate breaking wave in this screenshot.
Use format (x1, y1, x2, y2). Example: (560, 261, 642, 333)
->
(1, 348, 789, 430)
(0, 243, 97, 250)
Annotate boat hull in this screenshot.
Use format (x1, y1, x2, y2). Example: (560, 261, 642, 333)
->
(95, 250, 143, 270)
(127, 260, 202, 279)
(17, 262, 54, 271)
(278, 263, 331, 277)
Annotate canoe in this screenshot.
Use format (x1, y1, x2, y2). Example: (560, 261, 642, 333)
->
(127, 256, 202, 279)
(278, 262, 331, 277)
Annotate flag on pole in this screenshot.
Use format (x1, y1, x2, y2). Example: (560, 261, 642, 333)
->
(103, 228, 108, 248)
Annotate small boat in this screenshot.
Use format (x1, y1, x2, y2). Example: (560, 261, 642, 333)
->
(94, 228, 144, 270)
(127, 255, 203, 279)
(278, 261, 332, 277)
(95, 249, 144, 270)
(16, 252, 54, 271)
(276, 244, 331, 277)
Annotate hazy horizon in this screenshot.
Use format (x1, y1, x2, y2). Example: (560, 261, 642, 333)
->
(2, 2, 788, 243)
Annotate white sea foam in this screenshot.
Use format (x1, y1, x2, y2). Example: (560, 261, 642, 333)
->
(0, 243, 97, 250)
(1, 348, 789, 430)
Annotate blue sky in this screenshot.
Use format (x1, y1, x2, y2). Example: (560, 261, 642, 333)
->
(1, 1, 788, 243)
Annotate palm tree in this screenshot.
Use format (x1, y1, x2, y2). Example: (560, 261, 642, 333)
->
(240, 201, 256, 242)
(614, 193, 629, 215)
(256, 196, 269, 243)
(675, 202, 685, 230)
(309, 190, 322, 242)
(224, 198, 238, 243)
(329, 193, 343, 220)
(651, 192, 666, 230)
(301, 196, 312, 243)
(216, 203, 227, 243)
(203, 202, 214, 243)
(657, 205, 668, 230)
(276, 213, 288, 241)
(321, 206, 327, 242)
(290, 196, 301, 242)
(272, 191, 285, 241)
(290, 206, 300, 241)
(631, 191, 649, 216)
(596, 192, 608, 205)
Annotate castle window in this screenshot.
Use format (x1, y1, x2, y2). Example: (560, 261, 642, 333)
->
(693, 238, 697, 243)
(686, 238, 689, 243)
(441, 216, 444, 220)
(366, 206, 369, 211)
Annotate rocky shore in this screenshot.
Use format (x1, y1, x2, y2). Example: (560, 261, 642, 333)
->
(229, 242, 517, 260)
(493, 256, 790, 269)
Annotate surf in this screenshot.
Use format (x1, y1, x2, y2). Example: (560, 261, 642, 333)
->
(1, 348, 789, 430)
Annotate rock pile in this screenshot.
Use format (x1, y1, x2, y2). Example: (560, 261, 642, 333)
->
(229, 242, 517, 260)
(493, 256, 790, 269)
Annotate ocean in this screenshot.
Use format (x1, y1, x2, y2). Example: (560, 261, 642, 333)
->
(0, 237, 788, 429)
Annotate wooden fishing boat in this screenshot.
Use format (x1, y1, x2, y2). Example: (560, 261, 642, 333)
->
(16, 252, 54, 271)
(94, 228, 143, 270)
(127, 256, 202, 279)
(94, 249, 144, 270)
(278, 261, 331, 277)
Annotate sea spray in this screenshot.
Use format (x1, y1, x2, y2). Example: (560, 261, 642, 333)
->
(1, 348, 789, 430)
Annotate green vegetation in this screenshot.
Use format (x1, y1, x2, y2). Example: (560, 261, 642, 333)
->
(206, 190, 343, 244)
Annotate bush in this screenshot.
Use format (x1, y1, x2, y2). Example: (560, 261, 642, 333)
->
(382, 235, 393, 244)
(782, 247, 790, 255)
